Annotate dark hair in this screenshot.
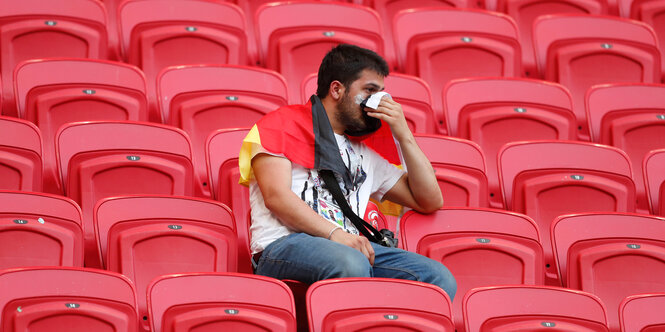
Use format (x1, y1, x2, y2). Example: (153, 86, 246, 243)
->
(316, 44, 389, 98)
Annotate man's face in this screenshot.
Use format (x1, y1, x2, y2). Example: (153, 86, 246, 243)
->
(336, 69, 385, 134)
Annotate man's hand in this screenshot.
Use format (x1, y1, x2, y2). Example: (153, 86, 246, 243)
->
(365, 97, 411, 142)
(329, 228, 375, 265)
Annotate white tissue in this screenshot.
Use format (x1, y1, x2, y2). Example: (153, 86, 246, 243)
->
(364, 91, 391, 109)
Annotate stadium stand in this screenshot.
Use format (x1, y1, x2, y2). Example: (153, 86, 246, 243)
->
(400, 208, 544, 331)
(499, 140, 636, 286)
(307, 278, 454, 332)
(644, 148, 665, 216)
(0, 0, 109, 118)
(619, 293, 665, 332)
(0, 116, 42, 192)
(0, 267, 138, 332)
(95, 195, 237, 332)
(148, 272, 297, 332)
(56, 121, 198, 268)
(444, 77, 576, 208)
(586, 83, 665, 214)
(0, 190, 83, 268)
(464, 286, 610, 331)
(14, 58, 148, 194)
(553, 212, 665, 332)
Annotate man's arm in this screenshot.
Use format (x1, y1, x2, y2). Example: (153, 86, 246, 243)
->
(366, 98, 443, 213)
(252, 153, 375, 263)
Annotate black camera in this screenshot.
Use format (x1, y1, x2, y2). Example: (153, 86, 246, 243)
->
(379, 228, 398, 248)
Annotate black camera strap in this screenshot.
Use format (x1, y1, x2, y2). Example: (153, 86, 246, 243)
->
(319, 169, 385, 244)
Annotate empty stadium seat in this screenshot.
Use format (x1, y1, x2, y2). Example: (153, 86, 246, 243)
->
(464, 286, 610, 332)
(307, 278, 454, 332)
(56, 121, 197, 268)
(586, 83, 665, 213)
(95, 195, 237, 332)
(15, 58, 149, 194)
(148, 273, 297, 332)
(495, 0, 609, 76)
(393, 8, 521, 118)
(400, 208, 544, 331)
(0, 0, 109, 117)
(415, 134, 490, 208)
(499, 140, 636, 285)
(644, 149, 665, 216)
(619, 293, 665, 332)
(533, 14, 661, 140)
(158, 64, 288, 197)
(619, 0, 665, 82)
(445, 77, 576, 208)
(0, 190, 83, 268)
(552, 212, 665, 332)
(118, 0, 249, 121)
(0, 267, 138, 332)
(0, 116, 42, 192)
(256, 2, 388, 103)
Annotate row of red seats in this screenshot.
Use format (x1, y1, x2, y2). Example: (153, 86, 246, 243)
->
(2, 267, 663, 332)
(1, 189, 664, 331)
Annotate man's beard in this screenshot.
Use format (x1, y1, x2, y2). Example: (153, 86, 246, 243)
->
(336, 91, 372, 134)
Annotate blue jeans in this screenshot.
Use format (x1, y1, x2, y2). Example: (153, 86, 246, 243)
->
(254, 232, 457, 300)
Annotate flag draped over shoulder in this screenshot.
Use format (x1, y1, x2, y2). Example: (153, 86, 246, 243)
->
(239, 95, 402, 187)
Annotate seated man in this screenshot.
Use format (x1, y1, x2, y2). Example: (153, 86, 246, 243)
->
(239, 44, 456, 299)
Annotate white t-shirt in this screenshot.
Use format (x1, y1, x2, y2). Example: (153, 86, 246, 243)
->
(249, 133, 405, 254)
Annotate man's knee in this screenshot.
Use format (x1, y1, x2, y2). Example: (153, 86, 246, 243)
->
(322, 251, 372, 279)
(428, 263, 457, 301)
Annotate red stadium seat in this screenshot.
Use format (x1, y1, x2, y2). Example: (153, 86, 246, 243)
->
(552, 213, 665, 332)
(499, 140, 636, 285)
(307, 278, 454, 332)
(15, 59, 148, 195)
(586, 83, 665, 214)
(148, 273, 297, 332)
(618, 0, 665, 82)
(56, 121, 197, 268)
(445, 77, 576, 208)
(644, 149, 665, 216)
(95, 195, 237, 332)
(0, 191, 83, 268)
(0, 267, 138, 332)
(256, 2, 387, 104)
(619, 293, 665, 332)
(393, 8, 521, 116)
(400, 208, 544, 331)
(118, 0, 249, 121)
(206, 128, 252, 273)
(415, 134, 490, 208)
(158, 65, 288, 197)
(0, 116, 42, 192)
(100, 0, 123, 60)
(464, 286, 609, 332)
(495, 0, 609, 77)
(0, 0, 109, 117)
(533, 14, 661, 140)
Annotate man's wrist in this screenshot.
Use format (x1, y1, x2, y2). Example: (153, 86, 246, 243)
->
(327, 226, 342, 240)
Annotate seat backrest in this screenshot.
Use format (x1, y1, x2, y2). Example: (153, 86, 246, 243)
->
(445, 77, 575, 208)
(118, 0, 248, 120)
(415, 134, 489, 208)
(0, 116, 42, 192)
(256, 2, 386, 103)
(206, 128, 252, 273)
(464, 286, 609, 332)
(307, 277, 454, 332)
(620, 293, 665, 332)
(499, 140, 635, 286)
(533, 14, 661, 140)
(14, 58, 148, 194)
(586, 83, 665, 213)
(618, 0, 665, 81)
(393, 8, 521, 114)
(644, 149, 665, 216)
(0, 190, 83, 268)
(0, 0, 108, 118)
(158, 64, 287, 197)
(0, 267, 138, 332)
(400, 208, 543, 332)
(56, 121, 195, 268)
(148, 272, 296, 332)
(95, 195, 237, 332)
(552, 212, 665, 332)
